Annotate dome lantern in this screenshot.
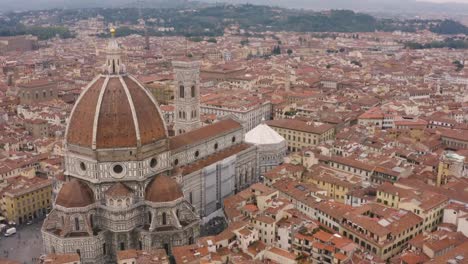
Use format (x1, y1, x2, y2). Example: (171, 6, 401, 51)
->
(103, 27, 126, 75)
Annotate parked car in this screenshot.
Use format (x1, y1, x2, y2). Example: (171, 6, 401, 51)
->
(4, 227, 16, 237)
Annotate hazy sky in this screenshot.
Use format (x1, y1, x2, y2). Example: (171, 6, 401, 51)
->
(421, 0, 468, 3)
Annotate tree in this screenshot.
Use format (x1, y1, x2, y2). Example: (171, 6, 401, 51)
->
(287, 49, 293, 56)
(207, 37, 217, 43)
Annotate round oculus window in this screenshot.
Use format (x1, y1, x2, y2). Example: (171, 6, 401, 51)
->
(79, 162, 86, 171)
(113, 164, 123, 174)
(110, 164, 126, 179)
(150, 158, 158, 168)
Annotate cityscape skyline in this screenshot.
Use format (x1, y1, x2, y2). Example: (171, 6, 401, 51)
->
(0, 1, 467, 264)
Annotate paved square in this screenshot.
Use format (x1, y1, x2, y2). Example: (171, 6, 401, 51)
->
(0, 222, 43, 263)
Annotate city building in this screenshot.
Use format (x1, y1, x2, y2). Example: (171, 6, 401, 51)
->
(376, 182, 448, 231)
(0, 175, 53, 225)
(17, 80, 58, 105)
(41, 31, 261, 263)
(116, 249, 169, 264)
(200, 92, 272, 132)
(266, 119, 335, 152)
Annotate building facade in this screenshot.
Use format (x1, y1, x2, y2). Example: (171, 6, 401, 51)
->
(266, 119, 335, 152)
(1, 176, 53, 225)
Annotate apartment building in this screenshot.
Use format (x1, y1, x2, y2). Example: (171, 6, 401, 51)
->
(266, 119, 335, 152)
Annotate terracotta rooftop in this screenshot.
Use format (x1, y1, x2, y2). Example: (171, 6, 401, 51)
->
(181, 143, 251, 176)
(169, 118, 242, 150)
(266, 119, 334, 135)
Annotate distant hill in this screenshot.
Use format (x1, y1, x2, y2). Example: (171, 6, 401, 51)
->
(0, 0, 199, 11)
(2, 0, 468, 15)
(201, 0, 468, 15)
(2, 4, 467, 40)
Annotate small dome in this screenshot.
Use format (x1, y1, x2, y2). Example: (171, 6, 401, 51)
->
(56, 179, 95, 208)
(66, 75, 167, 150)
(105, 182, 133, 198)
(145, 175, 183, 203)
(245, 123, 286, 145)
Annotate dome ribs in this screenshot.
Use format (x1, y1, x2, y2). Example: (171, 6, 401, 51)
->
(96, 77, 137, 148)
(124, 76, 167, 145)
(66, 77, 105, 148)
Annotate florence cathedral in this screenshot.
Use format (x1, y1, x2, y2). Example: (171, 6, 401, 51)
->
(41, 31, 285, 263)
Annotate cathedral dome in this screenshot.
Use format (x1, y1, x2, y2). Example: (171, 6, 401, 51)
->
(65, 33, 167, 151)
(56, 179, 95, 208)
(65, 75, 167, 150)
(145, 175, 184, 203)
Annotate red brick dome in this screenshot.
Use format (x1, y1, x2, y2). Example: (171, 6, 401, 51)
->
(56, 179, 95, 208)
(66, 75, 167, 149)
(145, 175, 184, 203)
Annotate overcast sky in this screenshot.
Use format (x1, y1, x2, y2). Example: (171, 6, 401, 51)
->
(420, 0, 468, 2)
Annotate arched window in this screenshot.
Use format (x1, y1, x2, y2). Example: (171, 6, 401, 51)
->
(148, 211, 152, 224)
(74, 217, 79, 231)
(179, 85, 185, 98)
(191, 85, 196, 97)
(162, 212, 167, 225)
(89, 214, 94, 228)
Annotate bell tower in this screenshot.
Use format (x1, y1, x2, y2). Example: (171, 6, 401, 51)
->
(172, 59, 201, 135)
